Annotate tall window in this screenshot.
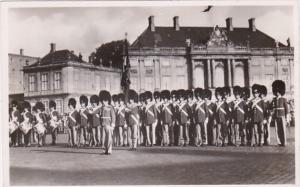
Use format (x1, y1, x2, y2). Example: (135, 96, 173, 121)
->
(234, 66, 245, 87)
(95, 74, 101, 91)
(145, 77, 154, 91)
(105, 77, 111, 91)
(215, 65, 225, 87)
(162, 76, 171, 90)
(55, 99, 63, 114)
(177, 75, 186, 89)
(54, 72, 61, 90)
(29, 74, 36, 91)
(194, 66, 205, 88)
(41, 73, 48, 91)
(42, 100, 49, 113)
(131, 77, 138, 91)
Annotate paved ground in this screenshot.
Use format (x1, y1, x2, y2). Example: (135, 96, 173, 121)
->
(10, 127, 295, 185)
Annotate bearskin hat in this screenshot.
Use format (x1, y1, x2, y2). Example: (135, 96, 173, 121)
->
(153, 91, 161, 99)
(223, 86, 231, 96)
(252, 84, 261, 95)
(171, 90, 178, 99)
(139, 92, 145, 102)
(79, 95, 88, 106)
(259, 85, 268, 96)
(112, 94, 118, 102)
(215, 87, 223, 97)
(177, 89, 187, 99)
(242, 87, 250, 99)
(90, 95, 99, 104)
(186, 89, 194, 99)
(144, 91, 153, 101)
(22, 101, 31, 111)
(128, 89, 138, 102)
(272, 80, 285, 95)
(11, 100, 18, 108)
(99, 90, 111, 103)
(161, 90, 171, 100)
(49, 100, 56, 109)
(233, 86, 242, 96)
(118, 93, 125, 102)
(203, 89, 212, 100)
(194, 88, 203, 99)
(35, 101, 45, 111)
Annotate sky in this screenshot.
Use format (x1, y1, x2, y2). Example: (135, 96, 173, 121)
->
(8, 6, 294, 61)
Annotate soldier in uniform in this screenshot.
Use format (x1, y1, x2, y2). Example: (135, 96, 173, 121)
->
(34, 102, 47, 147)
(186, 90, 196, 146)
(270, 80, 290, 146)
(242, 87, 252, 146)
(116, 93, 127, 146)
(143, 91, 158, 146)
(88, 95, 102, 147)
(215, 87, 229, 146)
(153, 91, 162, 146)
(49, 100, 61, 145)
(232, 86, 246, 146)
(125, 89, 140, 150)
(178, 89, 191, 146)
(67, 98, 80, 147)
(160, 90, 173, 146)
(111, 94, 119, 146)
(20, 101, 33, 147)
(79, 95, 89, 147)
(203, 89, 216, 146)
(194, 88, 208, 146)
(9, 100, 21, 147)
(170, 90, 178, 146)
(250, 84, 265, 146)
(224, 86, 234, 146)
(99, 90, 116, 155)
(259, 85, 271, 146)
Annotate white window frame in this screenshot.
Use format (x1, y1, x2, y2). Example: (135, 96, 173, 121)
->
(54, 72, 61, 90)
(29, 74, 36, 92)
(41, 73, 48, 91)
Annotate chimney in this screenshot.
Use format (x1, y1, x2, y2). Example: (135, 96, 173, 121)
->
(226, 17, 233, 31)
(148, 16, 155, 32)
(248, 18, 256, 32)
(173, 16, 180, 31)
(50, 43, 56, 53)
(20, 48, 24, 56)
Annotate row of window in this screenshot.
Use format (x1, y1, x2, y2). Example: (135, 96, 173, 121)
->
(130, 59, 185, 67)
(29, 72, 61, 92)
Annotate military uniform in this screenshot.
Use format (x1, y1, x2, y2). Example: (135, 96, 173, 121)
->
(79, 107, 89, 145)
(144, 102, 157, 146)
(178, 101, 191, 146)
(206, 101, 216, 145)
(116, 104, 126, 146)
(250, 97, 264, 146)
(160, 101, 173, 146)
(215, 100, 229, 146)
(194, 100, 208, 146)
(125, 102, 140, 149)
(232, 98, 246, 145)
(100, 105, 116, 154)
(10, 109, 21, 146)
(50, 109, 60, 145)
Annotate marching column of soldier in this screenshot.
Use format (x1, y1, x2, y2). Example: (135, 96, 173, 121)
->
(9, 80, 292, 155)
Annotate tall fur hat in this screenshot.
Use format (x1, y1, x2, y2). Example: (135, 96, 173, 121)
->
(99, 90, 111, 103)
(153, 91, 161, 99)
(49, 100, 56, 109)
(23, 101, 31, 111)
(128, 89, 138, 102)
(272, 80, 285, 95)
(252, 84, 261, 95)
(35, 101, 45, 111)
(112, 94, 118, 102)
(144, 91, 153, 101)
(178, 89, 186, 99)
(194, 88, 203, 99)
(242, 87, 250, 99)
(170, 90, 178, 99)
(11, 100, 18, 108)
(233, 86, 242, 96)
(186, 89, 194, 99)
(79, 95, 88, 106)
(118, 93, 125, 102)
(203, 89, 212, 100)
(139, 92, 145, 102)
(223, 86, 231, 96)
(161, 90, 171, 100)
(90, 95, 99, 104)
(259, 85, 268, 96)
(215, 87, 223, 97)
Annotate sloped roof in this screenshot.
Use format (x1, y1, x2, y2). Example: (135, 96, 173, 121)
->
(131, 26, 286, 48)
(29, 50, 85, 67)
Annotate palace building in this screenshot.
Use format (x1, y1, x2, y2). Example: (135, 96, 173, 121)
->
(128, 16, 294, 98)
(23, 43, 121, 114)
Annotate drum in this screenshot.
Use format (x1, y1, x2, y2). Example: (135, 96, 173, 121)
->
(9, 121, 18, 135)
(34, 123, 46, 135)
(20, 121, 32, 134)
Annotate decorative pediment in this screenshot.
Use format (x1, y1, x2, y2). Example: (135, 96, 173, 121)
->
(207, 25, 233, 47)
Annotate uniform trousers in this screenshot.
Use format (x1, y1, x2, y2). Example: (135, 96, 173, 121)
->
(51, 127, 58, 145)
(117, 126, 124, 146)
(263, 120, 271, 145)
(179, 123, 190, 146)
(194, 122, 206, 146)
(168, 121, 176, 145)
(103, 125, 113, 154)
(234, 122, 245, 145)
(207, 119, 216, 145)
(162, 123, 170, 146)
(145, 122, 157, 146)
(274, 117, 287, 146)
(227, 120, 234, 144)
(216, 122, 227, 145)
(128, 124, 138, 148)
(78, 126, 88, 145)
(252, 121, 263, 145)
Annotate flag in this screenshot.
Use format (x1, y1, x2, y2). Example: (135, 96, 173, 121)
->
(202, 6, 213, 12)
(121, 37, 131, 104)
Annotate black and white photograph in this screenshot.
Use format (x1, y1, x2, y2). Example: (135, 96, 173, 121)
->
(1, 0, 298, 186)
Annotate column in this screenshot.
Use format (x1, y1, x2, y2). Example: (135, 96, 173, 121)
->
(227, 59, 232, 87)
(245, 59, 250, 87)
(231, 59, 235, 86)
(211, 59, 215, 88)
(207, 59, 211, 88)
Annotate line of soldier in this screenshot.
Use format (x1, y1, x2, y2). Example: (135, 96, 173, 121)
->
(9, 80, 291, 155)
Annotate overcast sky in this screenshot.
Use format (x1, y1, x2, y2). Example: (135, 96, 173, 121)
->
(8, 6, 294, 61)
